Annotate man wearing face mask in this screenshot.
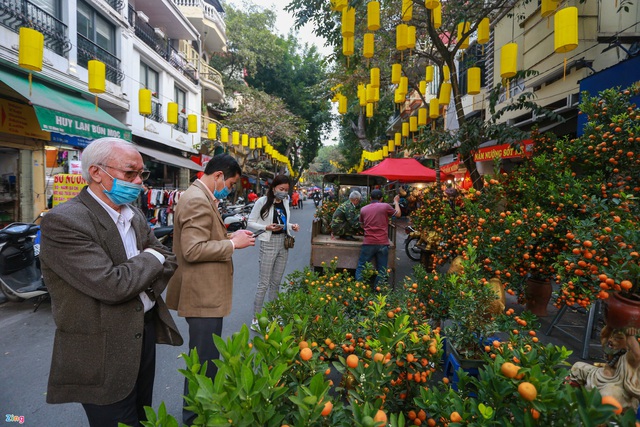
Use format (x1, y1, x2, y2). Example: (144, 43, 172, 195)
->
(166, 153, 255, 425)
(39, 138, 182, 427)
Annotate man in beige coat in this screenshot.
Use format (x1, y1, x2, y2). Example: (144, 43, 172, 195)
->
(166, 154, 254, 424)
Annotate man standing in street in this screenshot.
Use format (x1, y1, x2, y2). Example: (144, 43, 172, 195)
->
(40, 138, 182, 427)
(166, 153, 255, 425)
(331, 191, 362, 241)
(355, 189, 401, 289)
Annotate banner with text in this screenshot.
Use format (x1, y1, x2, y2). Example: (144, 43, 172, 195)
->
(33, 107, 132, 141)
(52, 174, 87, 207)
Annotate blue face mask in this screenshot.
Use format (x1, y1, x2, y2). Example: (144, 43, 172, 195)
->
(100, 167, 143, 205)
(213, 175, 231, 199)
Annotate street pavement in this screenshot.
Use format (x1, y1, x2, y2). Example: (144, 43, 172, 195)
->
(0, 202, 601, 426)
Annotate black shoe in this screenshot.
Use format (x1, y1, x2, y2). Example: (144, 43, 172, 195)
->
(342, 236, 357, 241)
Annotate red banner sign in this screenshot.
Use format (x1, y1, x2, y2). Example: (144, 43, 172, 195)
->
(473, 140, 533, 162)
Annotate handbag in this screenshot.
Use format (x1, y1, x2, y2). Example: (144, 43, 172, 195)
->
(284, 234, 295, 250)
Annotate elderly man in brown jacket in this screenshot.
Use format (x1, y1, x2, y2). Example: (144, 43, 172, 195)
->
(40, 138, 182, 427)
(166, 153, 255, 425)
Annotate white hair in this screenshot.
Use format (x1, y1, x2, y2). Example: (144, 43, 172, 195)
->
(349, 191, 362, 201)
(81, 138, 137, 182)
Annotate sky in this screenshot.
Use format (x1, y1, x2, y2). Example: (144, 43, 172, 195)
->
(224, 0, 340, 145)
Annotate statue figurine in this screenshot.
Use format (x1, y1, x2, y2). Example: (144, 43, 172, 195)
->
(570, 325, 640, 412)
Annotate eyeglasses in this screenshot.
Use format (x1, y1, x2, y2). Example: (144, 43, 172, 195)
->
(98, 164, 150, 181)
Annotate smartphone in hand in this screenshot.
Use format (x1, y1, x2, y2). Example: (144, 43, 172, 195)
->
(252, 229, 267, 237)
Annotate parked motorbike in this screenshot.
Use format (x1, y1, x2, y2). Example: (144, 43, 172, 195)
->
(218, 201, 248, 233)
(152, 226, 173, 250)
(404, 225, 422, 261)
(313, 192, 321, 207)
(0, 222, 48, 310)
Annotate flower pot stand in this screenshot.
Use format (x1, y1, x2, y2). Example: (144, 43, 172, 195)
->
(444, 343, 484, 392)
(545, 300, 602, 359)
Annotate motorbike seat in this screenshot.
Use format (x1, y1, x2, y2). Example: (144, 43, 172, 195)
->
(0, 223, 40, 242)
(152, 226, 173, 238)
(221, 213, 237, 220)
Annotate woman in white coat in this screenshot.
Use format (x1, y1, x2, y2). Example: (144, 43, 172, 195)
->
(247, 175, 299, 329)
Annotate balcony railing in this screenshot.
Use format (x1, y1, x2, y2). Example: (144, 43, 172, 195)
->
(174, 115, 187, 133)
(77, 34, 123, 84)
(128, 5, 199, 85)
(172, 0, 226, 33)
(149, 100, 163, 123)
(0, 0, 70, 56)
(105, 0, 124, 12)
(199, 59, 223, 88)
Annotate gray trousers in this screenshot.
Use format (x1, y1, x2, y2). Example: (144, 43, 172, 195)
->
(254, 233, 288, 316)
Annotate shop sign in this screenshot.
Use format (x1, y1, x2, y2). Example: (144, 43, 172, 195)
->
(0, 99, 50, 139)
(69, 161, 82, 175)
(473, 140, 533, 162)
(50, 132, 92, 148)
(52, 174, 87, 207)
(33, 107, 132, 141)
(440, 160, 460, 174)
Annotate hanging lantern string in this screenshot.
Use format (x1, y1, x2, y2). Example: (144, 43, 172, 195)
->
(28, 72, 32, 96)
(95, 95, 98, 111)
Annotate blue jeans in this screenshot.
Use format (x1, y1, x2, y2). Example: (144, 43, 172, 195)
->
(355, 244, 389, 289)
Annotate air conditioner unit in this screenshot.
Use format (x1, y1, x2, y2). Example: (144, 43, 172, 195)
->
(154, 28, 165, 39)
(136, 11, 149, 23)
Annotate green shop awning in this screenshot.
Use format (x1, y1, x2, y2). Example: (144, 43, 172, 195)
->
(0, 68, 131, 141)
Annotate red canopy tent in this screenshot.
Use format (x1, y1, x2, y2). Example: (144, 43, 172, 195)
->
(360, 158, 452, 183)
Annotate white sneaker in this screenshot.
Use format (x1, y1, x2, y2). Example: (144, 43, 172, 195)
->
(250, 318, 258, 331)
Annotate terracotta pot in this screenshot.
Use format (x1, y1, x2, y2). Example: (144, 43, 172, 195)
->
(525, 277, 552, 317)
(604, 292, 640, 330)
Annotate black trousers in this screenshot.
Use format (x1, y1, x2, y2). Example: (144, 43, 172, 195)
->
(183, 317, 224, 425)
(82, 321, 157, 427)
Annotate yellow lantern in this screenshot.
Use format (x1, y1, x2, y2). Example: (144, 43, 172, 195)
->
(167, 102, 178, 125)
(429, 98, 440, 118)
(366, 84, 375, 103)
(250, 138, 256, 149)
(457, 21, 470, 50)
(419, 80, 426, 95)
(432, 3, 442, 29)
(399, 76, 408, 96)
(395, 132, 402, 147)
(188, 114, 198, 133)
(407, 26, 416, 50)
(358, 84, 366, 107)
(477, 18, 490, 45)
(443, 65, 450, 82)
(363, 33, 374, 58)
(241, 133, 248, 146)
(370, 67, 380, 88)
(338, 94, 348, 114)
(18, 27, 44, 72)
(343, 36, 354, 57)
(418, 108, 427, 125)
(554, 7, 578, 53)
(366, 102, 374, 118)
(467, 67, 481, 95)
(425, 0, 439, 10)
(402, 122, 409, 137)
(207, 122, 217, 140)
(341, 7, 355, 37)
(232, 131, 240, 145)
(263, 136, 269, 146)
(394, 88, 404, 104)
(541, 0, 559, 18)
(257, 137, 263, 149)
(373, 87, 380, 103)
(439, 82, 451, 105)
(391, 63, 402, 84)
(220, 127, 229, 143)
(388, 139, 395, 152)
(139, 89, 152, 116)
(500, 43, 518, 78)
(367, 1, 380, 31)
(425, 65, 434, 82)
(88, 60, 106, 93)
(402, 0, 413, 21)
(410, 116, 417, 132)
(383, 146, 389, 157)
(396, 24, 408, 51)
